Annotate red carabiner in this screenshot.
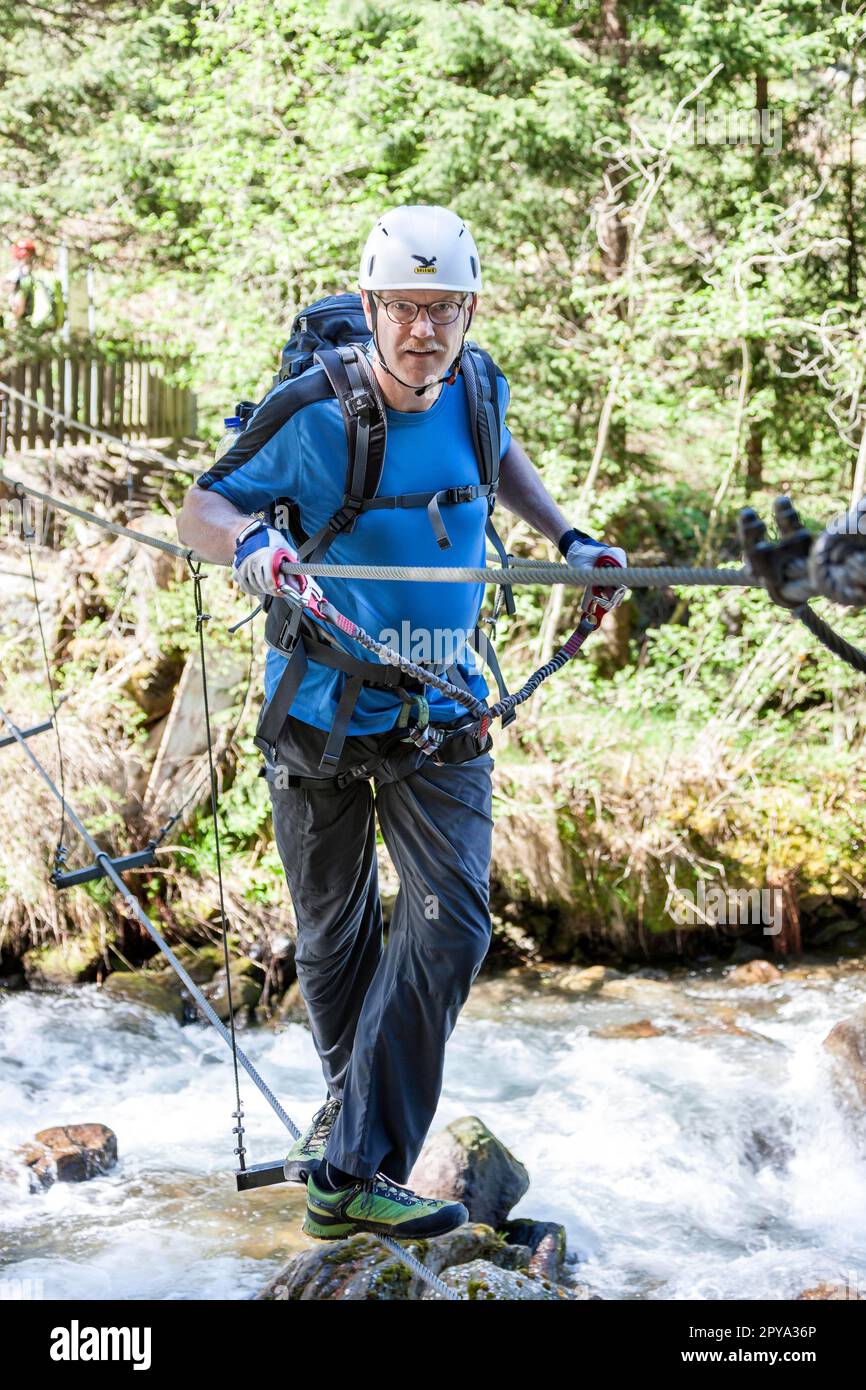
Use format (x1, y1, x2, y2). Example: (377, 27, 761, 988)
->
(581, 555, 627, 628)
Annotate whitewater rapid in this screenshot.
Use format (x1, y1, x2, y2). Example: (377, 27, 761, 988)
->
(1, 961, 864, 1300)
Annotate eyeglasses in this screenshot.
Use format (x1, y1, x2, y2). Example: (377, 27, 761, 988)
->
(372, 293, 469, 326)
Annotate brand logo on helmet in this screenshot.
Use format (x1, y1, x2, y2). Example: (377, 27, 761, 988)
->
(412, 254, 438, 275)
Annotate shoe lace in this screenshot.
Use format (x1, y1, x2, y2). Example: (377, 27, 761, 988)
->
(308, 1097, 341, 1147)
(359, 1172, 421, 1209)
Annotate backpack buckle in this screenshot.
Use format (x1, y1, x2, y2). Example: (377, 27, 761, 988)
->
(345, 390, 375, 419)
(448, 485, 476, 505)
(329, 495, 364, 534)
(277, 616, 303, 653)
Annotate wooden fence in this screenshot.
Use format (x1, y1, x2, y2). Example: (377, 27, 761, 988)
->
(0, 354, 197, 451)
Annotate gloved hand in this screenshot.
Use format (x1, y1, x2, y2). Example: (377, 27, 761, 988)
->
(564, 532, 627, 606)
(564, 535, 628, 574)
(232, 521, 324, 609)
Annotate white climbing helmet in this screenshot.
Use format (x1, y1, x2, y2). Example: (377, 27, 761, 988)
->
(358, 204, 483, 293)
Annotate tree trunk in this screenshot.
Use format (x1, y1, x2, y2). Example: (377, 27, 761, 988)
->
(766, 866, 801, 959)
(745, 74, 770, 497)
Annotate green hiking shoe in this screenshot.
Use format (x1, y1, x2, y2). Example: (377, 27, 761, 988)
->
(283, 1097, 342, 1184)
(303, 1169, 469, 1241)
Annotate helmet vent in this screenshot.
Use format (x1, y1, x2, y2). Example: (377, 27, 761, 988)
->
(470, 255, 478, 279)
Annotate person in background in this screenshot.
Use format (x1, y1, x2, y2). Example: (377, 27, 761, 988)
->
(4, 239, 61, 332)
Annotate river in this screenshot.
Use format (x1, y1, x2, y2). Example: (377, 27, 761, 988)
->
(1, 956, 864, 1300)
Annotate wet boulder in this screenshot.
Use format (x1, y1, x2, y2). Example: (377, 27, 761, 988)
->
(421, 1258, 578, 1300)
(593, 1018, 666, 1039)
(22, 929, 108, 987)
(153, 944, 221, 985)
(16, 1123, 117, 1190)
(823, 1005, 866, 1112)
(551, 964, 617, 995)
(797, 1280, 866, 1300)
(276, 981, 309, 1027)
(204, 959, 264, 1022)
(408, 1116, 529, 1228)
(256, 1224, 508, 1301)
(727, 960, 783, 986)
(102, 969, 185, 1022)
(501, 1218, 568, 1281)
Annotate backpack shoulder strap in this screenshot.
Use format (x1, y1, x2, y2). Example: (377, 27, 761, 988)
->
(315, 344, 386, 501)
(462, 345, 516, 616)
(462, 345, 502, 488)
(292, 345, 386, 564)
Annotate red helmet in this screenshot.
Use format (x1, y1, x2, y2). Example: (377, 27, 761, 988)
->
(11, 239, 36, 260)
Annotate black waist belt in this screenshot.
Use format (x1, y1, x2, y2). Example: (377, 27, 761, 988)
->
(261, 711, 494, 795)
(254, 626, 450, 772)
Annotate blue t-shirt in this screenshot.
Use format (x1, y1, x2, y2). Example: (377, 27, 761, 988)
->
(196, 350, 512, 736)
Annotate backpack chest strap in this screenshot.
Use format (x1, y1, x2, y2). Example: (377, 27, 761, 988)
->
(362, 482, 495, 549)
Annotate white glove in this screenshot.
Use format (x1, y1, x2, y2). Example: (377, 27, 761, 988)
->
(565, 537, 628, 574)
(232, 522, 324, 608)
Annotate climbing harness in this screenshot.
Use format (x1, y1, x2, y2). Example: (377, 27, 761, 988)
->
(258, 554, 626, 790)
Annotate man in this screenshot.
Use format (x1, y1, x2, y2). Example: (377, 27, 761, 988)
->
(178, 204, 626, 1242)
(4, 239, 58, 331)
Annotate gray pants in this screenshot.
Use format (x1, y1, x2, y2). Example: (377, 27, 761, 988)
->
(266, 714, 494, 1184)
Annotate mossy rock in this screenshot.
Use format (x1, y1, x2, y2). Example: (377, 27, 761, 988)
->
(153, 944, 222, 984)
(23, 929, 111, 987)
(276, 981, 310, 1027)
(230, 956, 266, 982)
(102, 969, 185, 1022)
(205, 963, 263, 1021)
(423, 1258, 574, 1300)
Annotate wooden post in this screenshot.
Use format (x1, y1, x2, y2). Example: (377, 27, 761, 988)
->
(130, 360, 140, 438)
(105, 361, 116, 434)
(93, 358, 103, 436)
(26, 360, 39, 449)
(69, 357, 80, 445)
(62, 355, 73, 445)
(118, 358, 126, 433)
(12, 362, 25, 449)
(38, 359, 51, 448)
(81, 354, 92, 442)
(45, 357, 59, 449)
